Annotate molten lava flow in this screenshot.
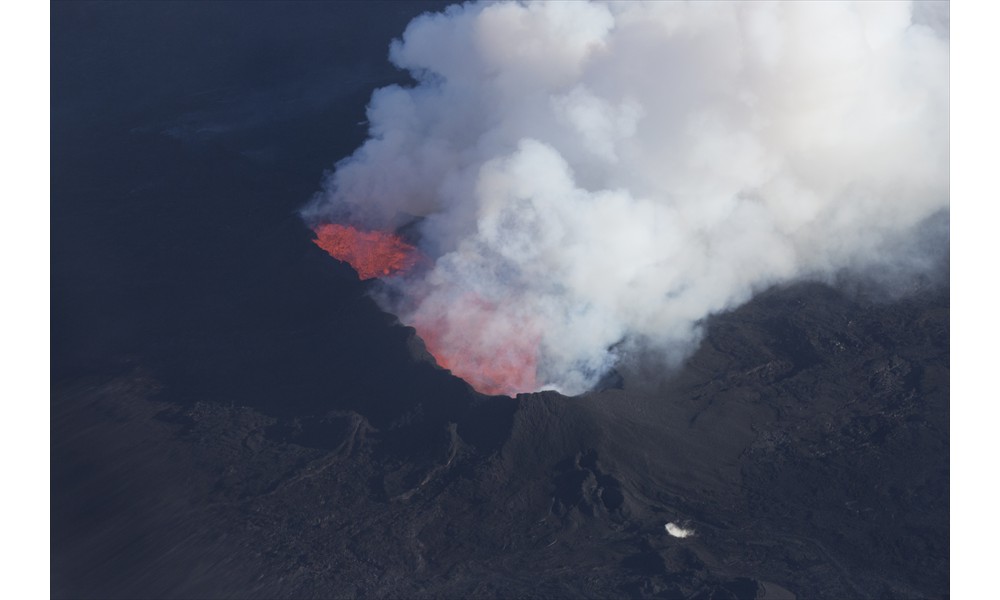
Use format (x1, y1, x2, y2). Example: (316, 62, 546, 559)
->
(312, 224, 536, 395)
(312, 223, 418, 280)
(412, 296, 538, 396)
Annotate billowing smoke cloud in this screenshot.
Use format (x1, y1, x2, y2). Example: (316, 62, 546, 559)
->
(303, 1, 949, 396)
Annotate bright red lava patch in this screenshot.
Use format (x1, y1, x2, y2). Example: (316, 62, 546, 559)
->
(413, 297, 538, 396)
(312, 223, 537, 395)
(312, 223, 418, 280)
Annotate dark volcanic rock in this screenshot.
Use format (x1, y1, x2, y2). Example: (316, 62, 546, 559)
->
(52, 280, 948, 599)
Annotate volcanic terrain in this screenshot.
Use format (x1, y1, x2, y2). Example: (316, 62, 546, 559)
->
(51, 2, 948, 598)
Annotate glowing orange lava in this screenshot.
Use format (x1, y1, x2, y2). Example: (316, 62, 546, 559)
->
(413, 297, 538, 396)
(312, 223, 418, 280)
(312, 223, 537, 395)
(422, 330, 538, 396)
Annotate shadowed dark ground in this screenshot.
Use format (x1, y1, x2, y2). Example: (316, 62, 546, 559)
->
(51, 2, 948, 598)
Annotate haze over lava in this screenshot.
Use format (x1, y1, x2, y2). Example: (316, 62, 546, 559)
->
(311, 223, 537, 395)
(303, 0, 949, 396)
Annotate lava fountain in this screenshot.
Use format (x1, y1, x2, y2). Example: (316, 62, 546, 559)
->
(411, 295, 539, 396)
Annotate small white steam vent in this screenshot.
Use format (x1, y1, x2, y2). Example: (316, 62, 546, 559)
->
(665, 522, 695, 539)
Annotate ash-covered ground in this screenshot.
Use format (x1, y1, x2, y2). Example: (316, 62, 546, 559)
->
(52, 3, 948, 598)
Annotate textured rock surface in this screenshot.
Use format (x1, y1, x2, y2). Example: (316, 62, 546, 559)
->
(53, 281, 947, 599)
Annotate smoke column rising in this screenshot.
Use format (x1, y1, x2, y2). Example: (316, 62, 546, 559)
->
(303, 1, 949, 396)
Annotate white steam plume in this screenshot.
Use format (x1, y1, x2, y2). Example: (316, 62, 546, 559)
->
(304, 1, 949, 396)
